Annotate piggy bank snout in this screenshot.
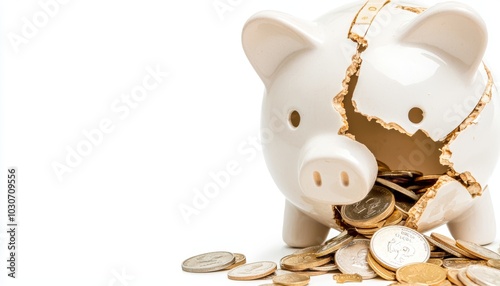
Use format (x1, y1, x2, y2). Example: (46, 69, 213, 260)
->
(298, 136, 378, 205)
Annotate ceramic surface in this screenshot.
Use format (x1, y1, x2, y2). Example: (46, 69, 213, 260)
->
(242, 0, 499, 247)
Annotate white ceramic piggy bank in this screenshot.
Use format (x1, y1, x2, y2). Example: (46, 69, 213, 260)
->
(242, 0, 499, 247)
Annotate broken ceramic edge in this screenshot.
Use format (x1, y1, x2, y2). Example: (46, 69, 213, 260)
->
(439, 64, 494, 197)
(405, 175, 454, 230)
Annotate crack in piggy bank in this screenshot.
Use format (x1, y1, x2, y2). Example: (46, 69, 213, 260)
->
(333, 2, 495, 229)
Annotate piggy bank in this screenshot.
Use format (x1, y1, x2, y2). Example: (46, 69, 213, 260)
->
(242, 0, 499, 247)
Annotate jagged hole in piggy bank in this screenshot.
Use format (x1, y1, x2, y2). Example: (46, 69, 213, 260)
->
(242, 1, 500, 247)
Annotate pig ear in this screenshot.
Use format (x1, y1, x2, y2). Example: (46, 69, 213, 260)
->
(242, 11, 320, 88)
(400, 2, 487, 77)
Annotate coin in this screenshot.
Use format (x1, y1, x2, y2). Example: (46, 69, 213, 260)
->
(227, 261, 277, 281)
(487, 259, 500, 269)
(395, 200, 414, 217)
(427, 258, 443, 267)
(396, 263, 447, 285)
(443, 258, 487, 270)
(425, 234, 465, 258)
(281, 253, 330, 271)
(310, 262, 338, 272)
(315, 231, 354, 257)
(272, 273, 309, 286)
(458, 268, 479, 286)
(384, 209, 404, 226)
(181, 251, 235, 273)
(335, 239, 377, 279)
(370, 225, 430, 271)
(447, 269, 465, 286)
(367, 251, 396, 281)
(431, 233, 476, 258)
(377, 160, 391, 172)
(466, 265, 500, 286)
(341, 185, 395, 228)
(376, 178, 419, 201)
(293, 245, 321, 255)
(456, 240, 500, 261)
(225, 253, 247, 269)
(414, 174, 442, 186)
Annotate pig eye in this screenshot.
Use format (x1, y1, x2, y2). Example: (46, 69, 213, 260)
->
(289, 110, 301, 128)
(408, 107, 424, 124)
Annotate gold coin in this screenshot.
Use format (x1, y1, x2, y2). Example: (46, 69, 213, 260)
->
(376, 178, 419, 201)
(227, 261, 277, 281)
(447, 269, 465, 286)
(281, 253, 330, 271)
(341, 185, 395, 228)
(355, 226, 381, 236)
(414, 175, 442, 186)
(367, 251, 396, 281)
(396, 262, 447, 285)
(315, 231, 354, 257)
(442, 258, 487, 270)
(293, 245, 322, 255)
(428, 233, 472, 258)
(333, 273, 363, 283)
(377, 160, 391, 172)
(427, 258, 443, 267)
(384, 209, 404, 226)
(487, 259, 500, 269)
(309, 262, 337, 272)
(225, 253, 247, 269)
(272, 273, 310, 286)
(456, 239, 500, 261)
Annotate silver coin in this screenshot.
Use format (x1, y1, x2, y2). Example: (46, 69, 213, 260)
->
(334, 239, 377, 279)
(182, 251, 235, 273)
(458, 268, 480, 286)
(227, 261, 277, 281)
(466, 265, 500, 286)
(370, 225, 430, 271)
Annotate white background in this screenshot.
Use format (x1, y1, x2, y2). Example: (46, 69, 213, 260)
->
(0, 0, 499, 285)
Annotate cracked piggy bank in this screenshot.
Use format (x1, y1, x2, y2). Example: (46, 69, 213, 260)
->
(242, 0, 499, 247)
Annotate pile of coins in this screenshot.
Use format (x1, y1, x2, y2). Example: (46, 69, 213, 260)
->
(335, 160, 443, 238)
(182, 229, 500, 285)
(182, 161, 500, 285)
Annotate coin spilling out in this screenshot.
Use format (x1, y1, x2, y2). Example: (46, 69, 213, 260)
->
(225, 253, 247, 270)
(370, 225, 430, 271)
(227, 261, 277, 281)
(335, 239, 377, 279)
(337, 163, 444, 237)
(182, 251, 235, 273)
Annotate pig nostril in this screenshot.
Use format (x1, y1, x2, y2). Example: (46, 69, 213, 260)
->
(340, 171, 350, 187)
(313, 171, 322, 187)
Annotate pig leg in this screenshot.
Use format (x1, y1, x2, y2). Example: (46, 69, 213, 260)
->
(447, 187, 496, 245)
(282, 200, 330, 247)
